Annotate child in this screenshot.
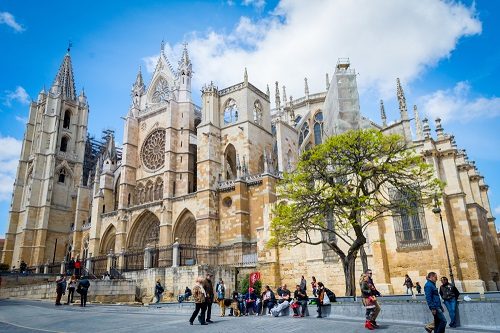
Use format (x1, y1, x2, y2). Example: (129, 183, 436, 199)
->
(415, 282, 422, 294)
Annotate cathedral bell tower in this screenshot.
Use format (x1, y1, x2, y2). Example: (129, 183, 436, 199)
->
(2, 49, 89, 266)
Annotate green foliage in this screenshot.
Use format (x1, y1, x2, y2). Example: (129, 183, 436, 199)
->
(0, 263, 9, 271)
(268, 129, 443, 295)
(239, 274, 262, 296)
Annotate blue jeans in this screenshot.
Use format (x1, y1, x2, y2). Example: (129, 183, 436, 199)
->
(443, 299, 457, 326)
(434, 308, 447, 333)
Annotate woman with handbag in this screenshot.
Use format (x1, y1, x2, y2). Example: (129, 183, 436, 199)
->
(316, 282, 328, 318)
(65, 275, 77, 304)
(360, 273, 376, 330)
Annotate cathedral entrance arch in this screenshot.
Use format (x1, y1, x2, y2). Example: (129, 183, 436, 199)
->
(173, 209, 196, 245)
(99, 225, 116, 255)
(127, 210, 160, 250)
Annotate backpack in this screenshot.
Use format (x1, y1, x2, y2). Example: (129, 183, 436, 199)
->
(325, 288, 336, 302)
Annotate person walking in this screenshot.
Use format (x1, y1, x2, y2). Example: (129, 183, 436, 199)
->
(415, 282, 422, 294)
(316, 282, 326, 318)
(201, 273, 214, 323)
(311, 276, 318, 296)
(365, 269, 381, 327)
(189, 276, 208, 325)
(74, 259, 81, 278)
(65, 275, 77, 304)
(292, 284, 308, 317)
(425, 272, 447, 333)
(360, 273, 377, 330)
(154, 279, 164, 304)
(404, 274, 414, 295)
(77, 275, 90, 307)
(55, 275, 66, 306)
(216, 279, 226, 316)
(439, 276, 460, 328)
(300, 276, 307, 292)
(68, 258, 75, 276)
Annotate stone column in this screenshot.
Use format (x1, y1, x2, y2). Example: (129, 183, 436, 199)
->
(35, 265, 40, 274)
(144, 247, 152, 269)
(86, 257, 93, 275)
(172, 241, 179, 267)
(106, 250, 114, 273)
(43, 262, 49, 274)
(118, 248, 126, 270)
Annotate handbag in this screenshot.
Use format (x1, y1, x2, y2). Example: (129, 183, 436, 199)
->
(322, 294, 331, 305)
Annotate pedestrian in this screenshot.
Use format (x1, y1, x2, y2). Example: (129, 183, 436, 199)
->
(20, 260, 27, 275)
(360, 273, 376, 330)
(311, 276, 318, 296)
(424, 272, 447, 333)
(65, 275, 77, 304)
(316, 282, 326, 318)
(201, 273, 214, 323)
(68, 257, 75, 276)
(439, 276, 460, 328)
(404, 274, 414, 295)
(292, 284, 308, 317)
(74, 258, 81, 278)
(216, 279, 226, 316)
(261, 285, 276, 315)
(55, 275, 66, 306)
(154, 279, 164, 304)
(77, 275, 90, 307)
(189, 276, 207, 325)
(416, 282, 422, 294)
(300, 275, 307, 291)
(365, 269, 381, 327)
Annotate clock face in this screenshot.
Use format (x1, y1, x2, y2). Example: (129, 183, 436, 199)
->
(141, 129, 166, 171)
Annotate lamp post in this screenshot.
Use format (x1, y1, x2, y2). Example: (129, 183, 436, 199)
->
(432, 194, 455, 285)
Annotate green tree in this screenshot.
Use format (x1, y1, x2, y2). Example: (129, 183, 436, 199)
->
(239, 274, 262, 296)
(269, 129, 442, 296)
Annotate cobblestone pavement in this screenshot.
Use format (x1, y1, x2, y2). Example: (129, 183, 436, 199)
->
(0, 299, 494, 333)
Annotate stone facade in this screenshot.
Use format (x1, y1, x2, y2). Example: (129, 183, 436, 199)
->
(2, 46, 499, 295)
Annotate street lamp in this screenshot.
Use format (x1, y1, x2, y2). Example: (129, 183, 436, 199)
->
(432, 194, 455, 285)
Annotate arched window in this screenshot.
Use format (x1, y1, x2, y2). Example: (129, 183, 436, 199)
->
(224, 144, 237, 180)
(258, 155, 264, 173)
(223, 99, 238, 124)
(298, 122, 310, 146)
(63, 110, 71, 129)
(294, 115, 302, 126)
(58, 169, 66, 183)
(60, 136, 68, 152)
(253, 100, 263, 125)
(314, 112, 323, 144)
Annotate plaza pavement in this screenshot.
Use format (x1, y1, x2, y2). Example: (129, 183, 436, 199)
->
(0, 299, 496, 333)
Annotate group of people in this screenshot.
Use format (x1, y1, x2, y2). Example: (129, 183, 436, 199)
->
(188, 274, 338, 326)
(55, 274, 91, 307)
(403, 274, 423, 295)
(424, 273, 460, 333)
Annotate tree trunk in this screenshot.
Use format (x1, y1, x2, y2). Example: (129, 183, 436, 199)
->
(360, 245, 368, 273)
(341, 255, 357, 296)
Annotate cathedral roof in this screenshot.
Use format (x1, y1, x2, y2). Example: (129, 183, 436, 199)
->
(52, 52, 76, 101)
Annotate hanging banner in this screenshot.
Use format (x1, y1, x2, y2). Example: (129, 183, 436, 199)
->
(249, 272, 261, 287)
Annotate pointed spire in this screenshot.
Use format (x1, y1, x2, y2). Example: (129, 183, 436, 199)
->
(78, 88, 87, 105)
(304, 77, 309, 97)
(180, 42, 190, 66)
(414, 105, 423, 140)
(435, 118, 445, 140)
(52, 51, 76, 101)
(104, 133, 117, 161)
(396, 78, 408, 120)
(266, 84, 270, 97)
(325, 73, 330, 90)
(244, 67, 248, 85)
(289, 96, 295, 125)
(422, 118, 431, 139)
(160, 39, 165, 54)
(282, 85, 287, 105)
(380, 100, 387, 127)
(275, 81, 281, 110)
(236, 154, 241, 179)
(134, 66, 144, 89)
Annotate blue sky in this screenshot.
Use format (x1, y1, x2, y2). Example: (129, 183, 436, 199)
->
(0, 0, 499, 238)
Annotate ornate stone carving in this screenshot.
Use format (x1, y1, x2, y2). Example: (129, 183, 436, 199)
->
(141, 129, 166, 171)
(151, 78, 170, 103)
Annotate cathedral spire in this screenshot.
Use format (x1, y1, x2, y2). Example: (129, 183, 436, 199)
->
(244, 67, 248, 85)
(177, 43, 192, 77)
(266, 84, 270, 97)
(289, 96, 295, 125)
(304, 77, 309, 97)
(325, 73, 330, 90)
(52, 51, 76, 101)
(275, 81, 281, 111)
(380, 100, 387, 127)
(422, 118, 431, 139)
(414, 105, 423, 140)
(397, 78, 408, 120)
(282, 85, 287, 105)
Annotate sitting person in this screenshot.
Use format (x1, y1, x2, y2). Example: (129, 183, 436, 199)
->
(292, 284, 308, 317)
(277, 284, 291, 304)
(184, 286, 192, 300)
(244, 287, 257, 315)
(261, 285, 276, 315)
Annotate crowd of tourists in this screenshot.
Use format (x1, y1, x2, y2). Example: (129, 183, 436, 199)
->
(181, 269, 460, 332)
(54, 274, 91, 307)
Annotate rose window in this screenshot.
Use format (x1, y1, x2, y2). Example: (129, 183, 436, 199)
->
(141, 129, 166, 171)
(152, 78, 170, 103)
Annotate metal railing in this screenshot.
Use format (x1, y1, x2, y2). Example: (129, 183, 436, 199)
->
(123, 250, 144, 272)
(151, 245, 173, 268)
(91, 255, 108, 277)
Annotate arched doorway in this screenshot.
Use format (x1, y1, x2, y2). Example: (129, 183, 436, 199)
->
(100, 225, 116, 255)
(173, 209, 196, 245)
(127, 210, 160, 250)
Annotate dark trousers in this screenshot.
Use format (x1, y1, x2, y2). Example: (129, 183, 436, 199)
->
(67, 288, 75, 303)
(190, 302, 207, 324)
(433, 308, 447, 333)
(262, 300, 275, 314)
(205, 299, 212, 320)
(317, 303, 323, 317)
(55, 291, 63, 305)
(80, 291, 88, 307)
(293, 300, 307, 316)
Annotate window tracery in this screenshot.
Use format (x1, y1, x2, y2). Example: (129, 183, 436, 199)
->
(151, 78, 170, 103)
(314, 112, 323, 144)
(298, 122, 310, 146)
(253, 100, 263, 125)
(141, 129, 166, 171)
(223, 99, 238, 124)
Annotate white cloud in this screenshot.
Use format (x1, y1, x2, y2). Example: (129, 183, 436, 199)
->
(0, 12, 25, 32)
(494, 206, 500, 216)
(4, 86, 30, 107)
(0, 136, 22, 202)
(419, 81, 500, 122)
(242, 0, 266, 10)
(143, 0, 481, 103)
(15, 116, 28, 124)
